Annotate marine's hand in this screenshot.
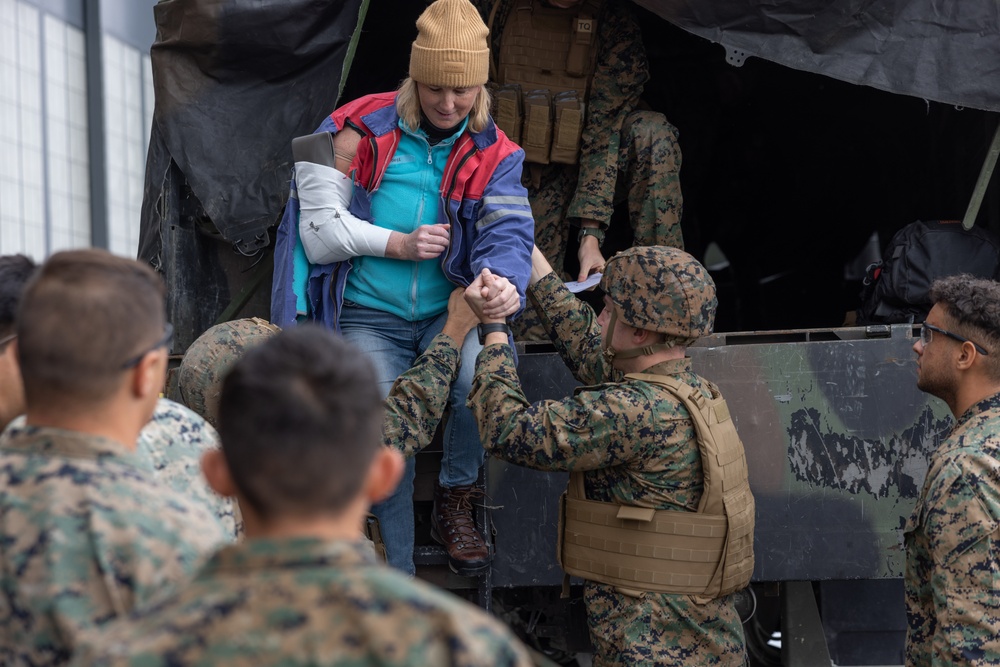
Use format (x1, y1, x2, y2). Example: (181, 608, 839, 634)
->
(481, 271, 519, 320)
(441, 288, 479, 344)
(388, 224, 450, 261)
(577, 237, 606, 284)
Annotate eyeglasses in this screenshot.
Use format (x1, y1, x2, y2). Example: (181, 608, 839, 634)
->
(919, 322, 989, 356)
(120, 323, 174, 369)
(0, 333, 15, 349)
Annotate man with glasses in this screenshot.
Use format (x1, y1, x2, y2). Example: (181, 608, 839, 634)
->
(906, 273, 1000, 666)
(0, 249, 227, 665)
(0, 252, 239, 539)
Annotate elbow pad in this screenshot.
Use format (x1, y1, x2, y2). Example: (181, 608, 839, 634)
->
(296, 162, 391, 264)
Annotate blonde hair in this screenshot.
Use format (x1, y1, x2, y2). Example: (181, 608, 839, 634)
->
(396, 77, 492, 135)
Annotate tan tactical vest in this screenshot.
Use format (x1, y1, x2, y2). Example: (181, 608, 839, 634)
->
(557, 373, 755, 601)
(489, 0, 604, 165)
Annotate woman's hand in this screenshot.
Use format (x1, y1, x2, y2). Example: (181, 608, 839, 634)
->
(386, 224, 450, 261)
(477, 269, 519, 320)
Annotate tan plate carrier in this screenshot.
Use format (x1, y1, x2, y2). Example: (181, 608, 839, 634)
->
(557, 373, 755, 601)
(489, 0, 605, 165)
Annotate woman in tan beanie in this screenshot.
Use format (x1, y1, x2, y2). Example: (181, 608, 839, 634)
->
(274, 0, 534, 578)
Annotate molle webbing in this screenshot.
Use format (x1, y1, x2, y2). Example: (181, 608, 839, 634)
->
(491, 0, 602, 165)
(558, 374, 755, 599)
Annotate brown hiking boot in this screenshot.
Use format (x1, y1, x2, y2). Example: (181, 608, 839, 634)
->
(431, 483, 492, 576)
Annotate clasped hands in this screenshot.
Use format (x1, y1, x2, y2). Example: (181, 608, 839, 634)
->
(441, 268, 518, 343)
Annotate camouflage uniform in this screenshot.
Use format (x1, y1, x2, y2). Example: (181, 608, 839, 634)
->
(904, 391, 1000, 666)
(478, 0, 683, 280)
(175, 317, 281, 427)
(5, 399, 240, 540)
(0, 425, 226, 666)
(72, 537, 546, 666)
(137, 398, 239, 539)
(469, 273, 746, 666)
(383, 334, 461, 458)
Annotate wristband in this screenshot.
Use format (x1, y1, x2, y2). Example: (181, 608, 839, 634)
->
(478, 322, 510, 345)
(578, 226, 605, 248)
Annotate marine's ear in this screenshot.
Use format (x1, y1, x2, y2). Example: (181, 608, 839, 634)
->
(130, 348, 167, 401)
(631, 326, 655, 346)
(364, 446, 405, 505)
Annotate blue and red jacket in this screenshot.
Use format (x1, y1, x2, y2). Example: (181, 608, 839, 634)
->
(271, 92, 534, 330)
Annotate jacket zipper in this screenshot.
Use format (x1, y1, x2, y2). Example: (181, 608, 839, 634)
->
(413, 134, 436, 319)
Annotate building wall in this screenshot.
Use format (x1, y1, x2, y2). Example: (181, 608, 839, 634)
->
(0, 0, 156, 260)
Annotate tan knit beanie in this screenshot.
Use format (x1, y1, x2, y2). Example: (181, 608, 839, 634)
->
(409, 0, 489, 88)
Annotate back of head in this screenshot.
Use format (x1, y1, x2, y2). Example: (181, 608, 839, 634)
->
(17, 249, 166, 406)
(931, 274, 1000, 378)
(177, 317, 281, 426)
(601, 246, 718, 345)
(0, 254, 38, 338)
(217, 324, 383, 521)
(409, 0, 489, 88)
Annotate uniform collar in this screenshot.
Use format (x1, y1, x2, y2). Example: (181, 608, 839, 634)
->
(955, 391, 1000, 429)
(204, 537, 378, 573)
(638, 357, 693, 377)
(0, 424, 135, 461)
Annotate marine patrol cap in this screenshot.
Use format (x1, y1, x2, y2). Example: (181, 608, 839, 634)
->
(409, 0, 490, 88)
(177, 317, 281, 426)
(601, 246, 717, 341)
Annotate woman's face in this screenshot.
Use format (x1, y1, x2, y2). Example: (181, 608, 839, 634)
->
(417, 83, 479, 130)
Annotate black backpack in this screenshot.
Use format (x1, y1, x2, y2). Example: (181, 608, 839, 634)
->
(857, 219, 1000, 325)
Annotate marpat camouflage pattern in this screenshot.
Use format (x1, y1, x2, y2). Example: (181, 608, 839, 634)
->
(383, 334, 461, 458)
(72, 537, 550, 667)
(904, 391, 1000, 666)
(175, 317, 281, 427)
(601, 245, 717, 342)
(137, 398, 239, 538)
(0, 425, 226, 666)
(478, 0, 683, 278)
(469, 273, 746, 666)
(5, 399, 240, 540)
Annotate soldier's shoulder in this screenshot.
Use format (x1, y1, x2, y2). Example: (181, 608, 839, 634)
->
(141, 398, 219, 453)
(80, 563, 536, 666)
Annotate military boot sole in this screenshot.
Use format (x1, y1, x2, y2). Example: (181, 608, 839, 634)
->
(430, 526, 493, 577)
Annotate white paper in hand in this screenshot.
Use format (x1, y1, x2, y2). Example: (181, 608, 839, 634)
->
(565, 273, 602, 293)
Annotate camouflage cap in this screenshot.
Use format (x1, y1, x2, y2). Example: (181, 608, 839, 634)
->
(600, 246, 717, 340)
(177, 317, 281, 426)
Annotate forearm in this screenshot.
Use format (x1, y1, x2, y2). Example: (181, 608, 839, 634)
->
(383, 335, 461, 458)
(384, 232, 409, 260)
(469, 344, 571, 472)
(527, 273, 614, 385)
(296, 162, 390, 264)
(529, 244, 554, 287)
(470, 344, 626, 471)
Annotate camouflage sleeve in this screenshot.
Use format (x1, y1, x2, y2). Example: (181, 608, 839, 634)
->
(529, 272, 617, 386)
(140, 399, 238, 540)
(469, 344, 652, 471)
(383, 334, 461, 458)
(565, 1, 649, 225)
(920, 460, 1000, 665)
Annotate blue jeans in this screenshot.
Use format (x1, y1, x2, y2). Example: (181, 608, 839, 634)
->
(340, 302, 484, 574)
